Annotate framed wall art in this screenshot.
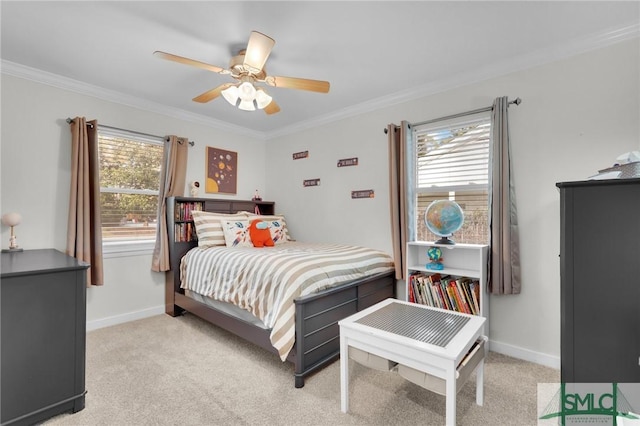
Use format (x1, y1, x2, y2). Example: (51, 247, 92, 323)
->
(351, 189, 375, 199)
(337, 157, 358, 167)
(303, 178, 321, 187)
(206, 146, 237, 194)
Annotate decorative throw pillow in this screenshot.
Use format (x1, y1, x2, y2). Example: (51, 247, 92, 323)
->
(266, 220, 288, 244)
(221, 219, 253, 248)
(191, 211, 245, 247)
(245, 214, 290, 244)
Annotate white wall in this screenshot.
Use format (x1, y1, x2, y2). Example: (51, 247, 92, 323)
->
(266, 38, 640, 368)
(1, 38, 638, 368)
(0, 75, 266, 327)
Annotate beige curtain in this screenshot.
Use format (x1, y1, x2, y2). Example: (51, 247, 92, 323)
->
(388, 121, 412, 280)
(151, 136, 189, 272)
(488, 97, 521, 294)
(67, 117, 104, 286)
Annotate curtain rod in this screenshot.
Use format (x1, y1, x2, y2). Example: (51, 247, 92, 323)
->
(411, 97, 521, 128)
(384, 97, 522, 134)
(65, 118, 195, 146)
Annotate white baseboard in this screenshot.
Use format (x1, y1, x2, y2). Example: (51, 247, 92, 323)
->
(489, 339, 561, 370)
(86, 306, 562, 372)
(86, 305, 165, 332)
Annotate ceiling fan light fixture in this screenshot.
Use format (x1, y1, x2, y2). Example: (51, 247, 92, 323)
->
(156, 30, 330, 116)
(238, 81, 257, 102)
(238, 99, 256, 111)
(221, 85, 240, 106)
(255, 89, 273, 110)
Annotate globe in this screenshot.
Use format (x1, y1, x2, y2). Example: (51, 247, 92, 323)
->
(424, 200, 464, 245)
(426, 246, 444, 270)
(427, 246, 442, 261)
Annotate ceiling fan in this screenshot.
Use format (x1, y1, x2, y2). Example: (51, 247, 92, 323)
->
(154, 31, 330, 114)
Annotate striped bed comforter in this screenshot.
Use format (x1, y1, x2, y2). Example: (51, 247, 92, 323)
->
(180, 242, 395, 361)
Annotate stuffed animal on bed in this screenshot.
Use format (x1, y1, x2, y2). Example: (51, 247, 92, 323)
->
(249, 219, 274, 247)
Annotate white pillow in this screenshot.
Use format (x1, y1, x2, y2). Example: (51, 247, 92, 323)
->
(220, 219, 253, 248)
(191, 211, 245, 247)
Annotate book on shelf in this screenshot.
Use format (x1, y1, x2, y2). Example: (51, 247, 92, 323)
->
(453, 279, 472, 314)
(417, 275, 434, 306)
(470, 281, 481, 315)
(175, 201, 204, 221)
(174, 222, 197, 242)
(408, 276, 416, 303)
(459, 277, 478, 315)
(409, 272, 480, 316)
(428, 276, 443, 310)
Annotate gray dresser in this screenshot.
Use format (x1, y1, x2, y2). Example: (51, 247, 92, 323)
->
(557, 178, 640, 382)
(1, 249, 89, 425)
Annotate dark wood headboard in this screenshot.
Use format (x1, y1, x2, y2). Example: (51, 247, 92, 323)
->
(165, 196, 275, 315)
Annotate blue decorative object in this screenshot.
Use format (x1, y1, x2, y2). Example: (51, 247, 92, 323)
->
(426, 246, 444, 270)
(424, 200, 465, 245)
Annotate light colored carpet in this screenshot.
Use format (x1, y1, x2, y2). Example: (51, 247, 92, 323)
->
(45, 313, 559, 425)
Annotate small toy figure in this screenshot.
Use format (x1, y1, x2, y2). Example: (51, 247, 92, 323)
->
(190, 181, 200, 197)
(252, 189, 262, 201)
(248, 219, 274, 247)
(426, 246, 444, 270)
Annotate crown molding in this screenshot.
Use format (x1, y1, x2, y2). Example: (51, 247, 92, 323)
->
(264, 22, 640, 140)
(2, 22, 638, 141)
(0, 60, 265, 140)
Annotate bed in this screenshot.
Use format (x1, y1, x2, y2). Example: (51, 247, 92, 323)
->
(165, 196, 396, 387)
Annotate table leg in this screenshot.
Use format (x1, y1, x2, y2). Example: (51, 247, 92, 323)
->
(476, 358, 484, 406)
(445, 365, 457, 426)
(340, 334, 349, 413)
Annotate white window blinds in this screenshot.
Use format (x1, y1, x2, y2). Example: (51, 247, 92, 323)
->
(414, 114, 490, 194)
(97, 127, 164, 245)
(413, 113, 491, 244)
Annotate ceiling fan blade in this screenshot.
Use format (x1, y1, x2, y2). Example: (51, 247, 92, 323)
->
(263, 99, 281, 115)
(265, 75, 330, 93)
(243, 31, 275, 73)
(192, 83, 234, 103)
(154, 51, 227, 74)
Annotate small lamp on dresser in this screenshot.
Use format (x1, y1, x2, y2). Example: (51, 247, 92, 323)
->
(2, 212, 23, 252)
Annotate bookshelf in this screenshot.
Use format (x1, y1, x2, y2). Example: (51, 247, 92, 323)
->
(171, 199, 204, 243)
(405, 241, 489, 338)
(167, 196, 275, 244)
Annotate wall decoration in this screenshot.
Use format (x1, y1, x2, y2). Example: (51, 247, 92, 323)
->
(206, 147, 237, 194)
(351, 189, 375, 199)
(293, 151, 309, 160)
(337, 157, 358, 167)
(303, 178, 321, 187)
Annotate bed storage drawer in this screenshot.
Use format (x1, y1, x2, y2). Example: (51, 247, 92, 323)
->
(397, 338, 485, 395)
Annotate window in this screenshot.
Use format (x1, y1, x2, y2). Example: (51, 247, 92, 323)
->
(97, 127, 164, 253)
(413, 113, 490, 244)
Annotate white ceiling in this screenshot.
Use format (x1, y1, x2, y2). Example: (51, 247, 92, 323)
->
(2, 1, 639, 139)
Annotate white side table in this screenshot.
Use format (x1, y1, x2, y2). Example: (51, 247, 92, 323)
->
(339, 298, 486, 426)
